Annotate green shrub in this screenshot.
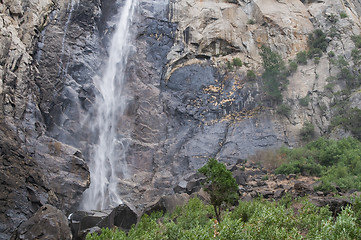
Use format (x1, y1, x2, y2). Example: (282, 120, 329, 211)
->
(296, 51, 308, 64)
(331, 108, 361, 140)
(260, 46, 288, 104)
(232, 58, 242, 67)
(299, 96, 310, 107)
(226, 60, 233, 71)
(308, 29, 328, 58)
(277, 104, 291, 117)
(340, 12, 348, 19)
(288, 60, 298, 73)
(247, 19, 256, 25)
(327, 13, 338, 23)
(352, 35, 361, 48)
(300, 122, 315, 142)
(246, 69, 256, 81)
(275, 137, 361, 192)
(328, 51, 335, 58)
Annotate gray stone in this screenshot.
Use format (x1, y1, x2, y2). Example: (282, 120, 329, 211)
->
(11, 205, 72, 240)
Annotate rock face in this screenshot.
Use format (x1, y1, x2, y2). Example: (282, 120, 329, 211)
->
(2, 0, 361, 238)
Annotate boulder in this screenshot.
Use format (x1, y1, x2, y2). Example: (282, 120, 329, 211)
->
(69, 204, 138, 240)
(144, 193, 190, 216)
(232, 169, 248, 186)
(294, 181, 314, 197)
(11, 205, 72, 240)
(310, 197, 352, 216)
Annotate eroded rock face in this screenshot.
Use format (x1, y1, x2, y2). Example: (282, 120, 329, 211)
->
(0, 0, 93, 238)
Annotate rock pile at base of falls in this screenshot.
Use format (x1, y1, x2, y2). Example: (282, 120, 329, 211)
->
(69, 204, 138, 240)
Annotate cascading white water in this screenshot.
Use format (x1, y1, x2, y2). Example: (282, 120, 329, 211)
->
(80, 0, 137, 211)
(58, 0, 78, 76)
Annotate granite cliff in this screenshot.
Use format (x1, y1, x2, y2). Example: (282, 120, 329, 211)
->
(1, 0, 361, 238)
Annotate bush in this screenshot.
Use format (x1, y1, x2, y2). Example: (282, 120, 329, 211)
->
(327, 13, 338, 23)
(296, 51, 308, 64)
(277, 104, 291, 117)
(340, 12, 348, 19)
(275, 137, 361, 192)
(288, 60, 298, 73)
(246, 70, 256, 81)
(260, 46, 288, 104)
(299, 96, 310, 107)
(87, 195, 361, 240)
(300, 122, 315, 142)
(328, 51, 335, 58)
(308, 29, 328, 58)
(247, 19, 256, 24)
(352, 35, 361, 48)
(232, 58, 242, 67)
(331, 108, 361, 140)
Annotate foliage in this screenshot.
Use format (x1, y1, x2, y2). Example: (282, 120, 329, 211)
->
(307, 29, 329, 58)
(299, 96, 310, 107)
(198, 158, 238, 222)
(328, 51, 335, 58)
(277, 104, 291, 117)
(260, 46, 288, 104)
(327, 13, 338, 23)
(340, 12, 348, 19)
(288, 60, 298, 73)
(246, 69, 256, 81)
(300, 122, 315, 142)
(275, 137, 361, 192)
(88, 196, 361, 240)
(297, 51, 308, 64)
(247, 19, 256, 25)
(232, 58, 242, 67)
(352, 35, 361, 48)
(331, 108, 361, 140)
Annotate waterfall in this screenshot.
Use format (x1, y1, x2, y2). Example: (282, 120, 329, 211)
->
(58, 0, 78, 76)
(80, 0, 137, 211)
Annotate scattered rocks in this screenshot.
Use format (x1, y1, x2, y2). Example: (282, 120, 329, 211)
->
(69, 204, 138, 240)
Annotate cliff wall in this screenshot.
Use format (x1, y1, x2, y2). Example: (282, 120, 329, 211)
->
(1, 0, 361, 238)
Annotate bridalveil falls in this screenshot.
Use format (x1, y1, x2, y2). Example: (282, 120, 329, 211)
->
(80, 0, 138, 211)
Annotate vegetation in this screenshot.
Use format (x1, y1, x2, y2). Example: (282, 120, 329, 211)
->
(300, 122, 315, 142)
(246, 69, 256, 81)
(296, 51, 308, 64)
(275, 137, 361, 192)
(232, 58, 242, 67)
(260, 46, 288, 104)
(331, 108, 361, 140)
(198, 158, 238, 222)
(340, 12, 348, 19)
(87, 196, 361, 240)
(307, 29, 328, 59)
(226, 58, 243, 71)
(299, 96, 310, 107)
(247, 19, 256, 25)
(277, 104, 291, 117)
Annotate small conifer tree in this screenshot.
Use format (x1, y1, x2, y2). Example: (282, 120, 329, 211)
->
(198, 158, 238, 222)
